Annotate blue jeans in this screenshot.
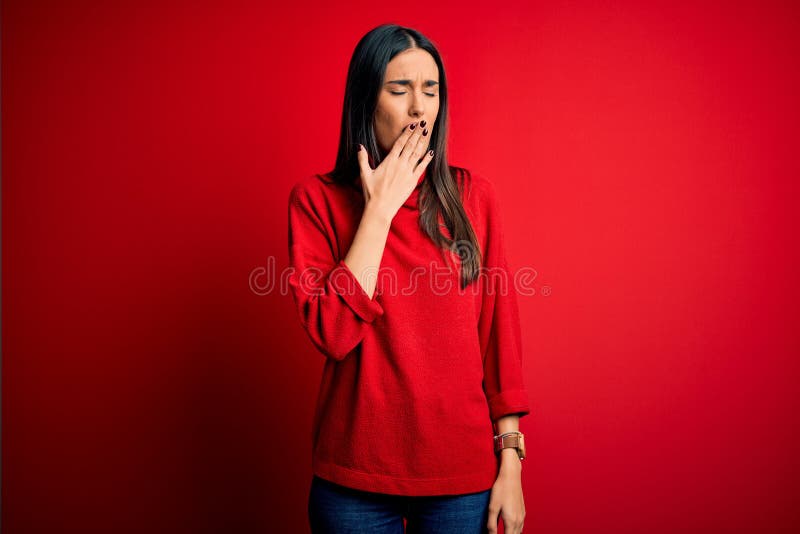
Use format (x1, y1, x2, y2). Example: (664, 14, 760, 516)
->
(308, 475, 492, 533)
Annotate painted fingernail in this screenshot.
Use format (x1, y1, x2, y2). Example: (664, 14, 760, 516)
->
(420, 120, 427, 127)
(422, 128, 429, 136)
(429, 150, 434, 156)
(409, 123, 416, 130)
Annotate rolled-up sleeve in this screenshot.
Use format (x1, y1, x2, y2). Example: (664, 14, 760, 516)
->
(476, 176, 532, 422)
(288, 182, 384, 361)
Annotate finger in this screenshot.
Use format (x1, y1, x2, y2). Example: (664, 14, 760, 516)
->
(404, 121, 429, 162)
(388, 122, 418, 159)
(413, 148, 434, 177)
(408, 131, 431, 167)
(399, 120, 425, 160)
(487, 506, 499, 534)
(356, 144, 371, 175)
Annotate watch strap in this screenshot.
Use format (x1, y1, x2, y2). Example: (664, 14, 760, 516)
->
(493, 431, 526, 460)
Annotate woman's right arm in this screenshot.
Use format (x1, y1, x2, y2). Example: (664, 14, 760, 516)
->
(288, 184, 388, 361)
(342, 205, 392, 300)
(347, 120, 433, 298)
(287, 122, 433, 361)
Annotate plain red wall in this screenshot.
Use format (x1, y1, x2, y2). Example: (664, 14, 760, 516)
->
(3, 1, 798, 532)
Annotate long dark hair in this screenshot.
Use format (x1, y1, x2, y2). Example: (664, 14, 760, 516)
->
(327, 23, 482, 289)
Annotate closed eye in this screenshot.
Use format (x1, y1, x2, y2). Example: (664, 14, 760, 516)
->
(390, 91, 437, 97)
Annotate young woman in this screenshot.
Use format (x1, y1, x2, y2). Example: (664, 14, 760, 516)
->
(288, 24, 531, 534)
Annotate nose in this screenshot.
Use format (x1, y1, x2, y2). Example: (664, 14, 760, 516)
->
(409, 89, 426, 119)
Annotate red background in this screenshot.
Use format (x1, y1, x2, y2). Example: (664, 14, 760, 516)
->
(3, 1, 799, 532)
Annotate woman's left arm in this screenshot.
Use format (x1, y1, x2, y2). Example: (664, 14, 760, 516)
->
(475, 174, 531, 534)
(487, 414, 526, 534)
(476, 174, 531, 424)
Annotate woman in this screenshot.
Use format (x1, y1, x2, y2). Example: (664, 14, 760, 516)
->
(288, 23, 531, 534)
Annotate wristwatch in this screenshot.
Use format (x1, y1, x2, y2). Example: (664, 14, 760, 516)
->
(494, 431, 526, 460)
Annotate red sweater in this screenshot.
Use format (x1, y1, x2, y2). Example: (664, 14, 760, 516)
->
(287, 166, 531, 496)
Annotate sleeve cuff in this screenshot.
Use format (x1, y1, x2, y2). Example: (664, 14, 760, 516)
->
(328, 259, 385, 323)
(487, 389, 531, 422)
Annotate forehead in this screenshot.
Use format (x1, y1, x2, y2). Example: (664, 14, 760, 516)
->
(384, 49, 439, 80)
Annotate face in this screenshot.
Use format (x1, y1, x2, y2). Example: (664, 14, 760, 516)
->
(373, 48, 440, 156)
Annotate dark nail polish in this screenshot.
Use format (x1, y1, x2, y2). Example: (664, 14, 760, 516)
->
(429, 150, 434, 156)
(422, 128, 428, 136)
(410, 123, 416, 130)
(420, 120, 427, 127)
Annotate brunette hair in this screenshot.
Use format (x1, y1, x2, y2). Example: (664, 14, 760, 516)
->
(328, 23, 482, 289)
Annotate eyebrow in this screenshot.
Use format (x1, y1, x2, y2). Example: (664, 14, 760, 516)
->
(385, 79, 439, 87)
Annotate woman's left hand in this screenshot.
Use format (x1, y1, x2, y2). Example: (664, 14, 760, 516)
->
(486, 454, 525, 534)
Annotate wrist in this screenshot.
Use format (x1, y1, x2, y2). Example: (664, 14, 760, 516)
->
(362, 203, 392, 229)
(494, 430, 526, 460)
(500, 448, 522, 461)
(499, 449, 522, 472)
